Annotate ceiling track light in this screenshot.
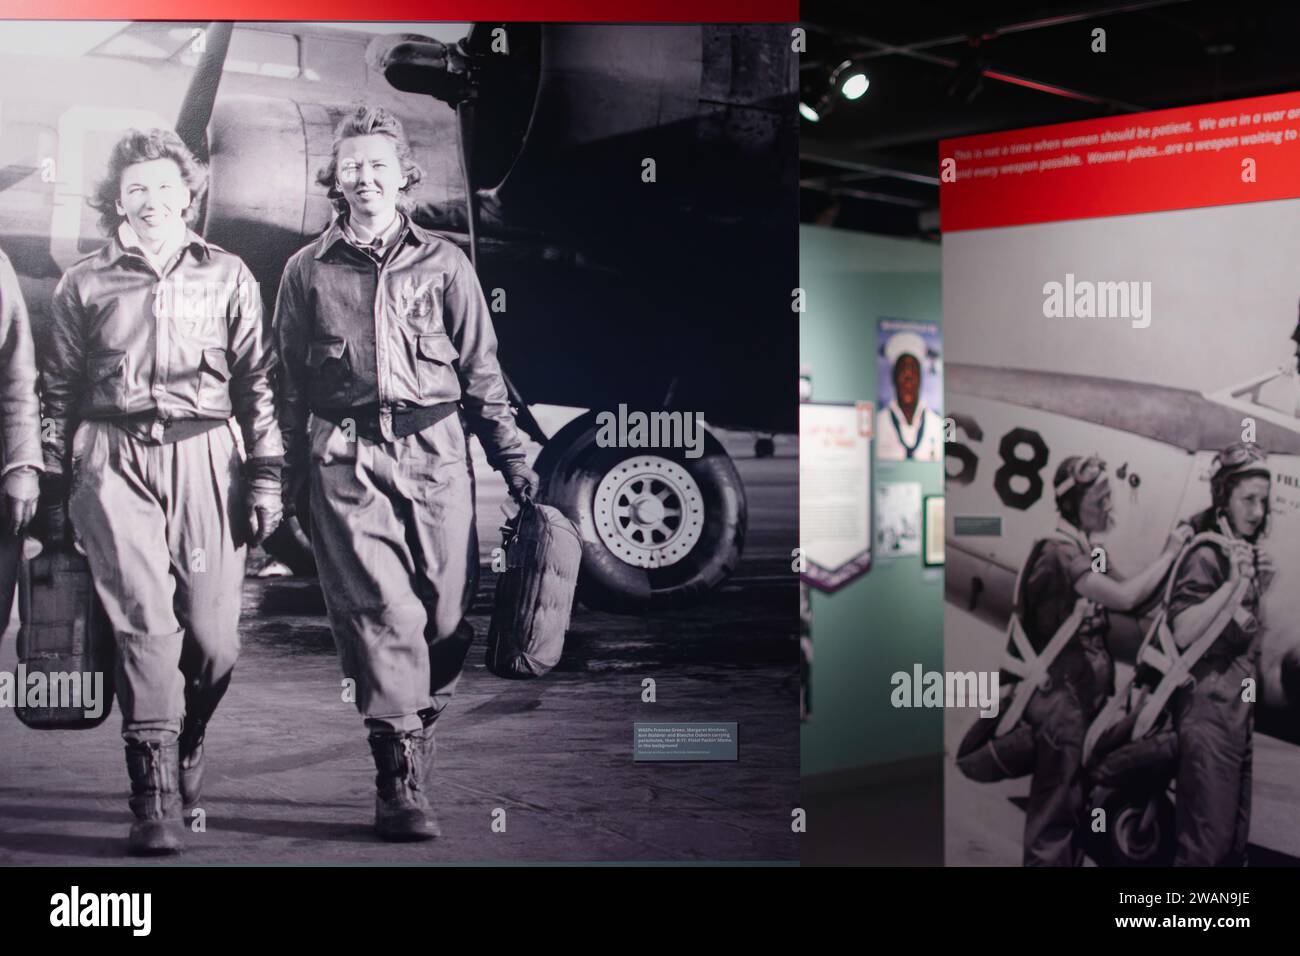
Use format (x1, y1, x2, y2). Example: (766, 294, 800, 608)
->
(800, 57, 870, 122)
(831, 59, 870, 100)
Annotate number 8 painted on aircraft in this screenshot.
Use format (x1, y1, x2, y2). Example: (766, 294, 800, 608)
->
(946, 417, 1053, 511)
(994, 427, 1050, 510)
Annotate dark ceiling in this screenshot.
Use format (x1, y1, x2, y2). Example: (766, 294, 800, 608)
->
(799, 0, 1300, 239)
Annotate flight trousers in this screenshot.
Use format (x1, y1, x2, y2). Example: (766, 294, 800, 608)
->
(1172, 655, 1254, 866)
(67, 420, 247, 743)
(1022, 680, 1091, 867)
(1019, 632, 1113, 867)
(307, 412, 478, 733)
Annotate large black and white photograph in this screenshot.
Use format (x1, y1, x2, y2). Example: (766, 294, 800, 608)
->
(944, 106, 1300, 867)
(0, 19, 799, 863)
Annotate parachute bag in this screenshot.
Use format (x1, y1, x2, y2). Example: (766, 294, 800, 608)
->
(485, 499, 581, 678)
(956, 684, 1037, 782)
(1090, 729, 1178, 791)
(15, 547, 115, 729)
(955, 538, 1059, 783)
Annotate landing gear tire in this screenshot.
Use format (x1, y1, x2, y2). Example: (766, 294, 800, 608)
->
(534, 411, 746, 612)
(1091, 788, 1176, 867)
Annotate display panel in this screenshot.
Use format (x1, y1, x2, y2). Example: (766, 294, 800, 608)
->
(0, 18, 800, 865)
(943, 92, 1300, 868)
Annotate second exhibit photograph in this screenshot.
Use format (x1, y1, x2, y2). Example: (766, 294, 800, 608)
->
(799, 0, 1300, 881)
(942, 97, 1300, 867)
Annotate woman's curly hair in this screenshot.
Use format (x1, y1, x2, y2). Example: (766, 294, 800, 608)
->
(89, 128, 208, 236)
(317, 105, 424, 214)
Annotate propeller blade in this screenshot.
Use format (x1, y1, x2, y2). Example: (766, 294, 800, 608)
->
(175, 22, 233, 160)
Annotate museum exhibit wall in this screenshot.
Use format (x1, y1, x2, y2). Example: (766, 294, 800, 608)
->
(799, 224, 945, 780)
(940, 92, 1300, 866)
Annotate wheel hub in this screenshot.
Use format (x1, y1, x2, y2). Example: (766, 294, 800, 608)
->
(593, 455, 705, 569)
(631, 496, 665, 525)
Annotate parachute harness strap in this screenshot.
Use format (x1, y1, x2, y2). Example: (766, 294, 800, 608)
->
(1081, 531, 1248, 766)
(996, 532, 1095, 737)
(1129, 532, 1248, 739)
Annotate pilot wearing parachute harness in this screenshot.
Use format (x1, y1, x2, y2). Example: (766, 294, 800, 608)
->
(957, 455, 1187, 866)
(1167, 443, 1275, 866)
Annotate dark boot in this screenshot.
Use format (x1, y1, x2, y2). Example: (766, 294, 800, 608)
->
(178, 716, 207, 810)
(124, 740, 184, 856)
(178, 672, 230, 810)
(416, 706, 440, 786)
(367, 731, 439, 842)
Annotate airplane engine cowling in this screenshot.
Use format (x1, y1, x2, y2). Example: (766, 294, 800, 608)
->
(371, 23, 796, 258)
(477, 23, 797, 256)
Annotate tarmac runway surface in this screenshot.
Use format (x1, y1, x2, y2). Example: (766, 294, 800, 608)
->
(0, 415, 799, 865)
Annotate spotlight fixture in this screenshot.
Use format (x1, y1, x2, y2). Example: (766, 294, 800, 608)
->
(835, 64, 870, 100)
(799, 57, 870, 122)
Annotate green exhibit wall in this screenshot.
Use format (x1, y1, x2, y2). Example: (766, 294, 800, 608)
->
(800, 224, 944, 778)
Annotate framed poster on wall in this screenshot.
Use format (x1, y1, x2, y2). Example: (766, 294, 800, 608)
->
(799, 401, 872, 591)
(876, 318, 944, 462)
(874, 481, 921, 558)
(923, 495, 945, 567)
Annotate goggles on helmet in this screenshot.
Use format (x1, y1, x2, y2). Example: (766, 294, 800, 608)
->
(1054, 455, 1106, 498)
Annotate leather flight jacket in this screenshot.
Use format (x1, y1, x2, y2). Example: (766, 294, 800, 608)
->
(0, 248, 43, 479)
(275, 216, 528, 485)
(40, 230, 283, 475)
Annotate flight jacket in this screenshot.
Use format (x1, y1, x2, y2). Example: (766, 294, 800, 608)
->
(274, 215, 528, 488)
(0, 248, 43, 479)
(40, 229, 283, 476)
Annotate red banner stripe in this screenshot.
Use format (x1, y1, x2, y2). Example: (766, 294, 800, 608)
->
(941, 89, 1300, 232)
(0, 0, 797, 20)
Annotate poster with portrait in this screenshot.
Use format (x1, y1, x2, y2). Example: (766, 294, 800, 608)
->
(876, 318, 943, 462)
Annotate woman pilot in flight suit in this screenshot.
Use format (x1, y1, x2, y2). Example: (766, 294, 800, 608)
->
(39, 128, 282, 855)
(1013, 455, 1187, 866)
(1167, 442, 1274, 866)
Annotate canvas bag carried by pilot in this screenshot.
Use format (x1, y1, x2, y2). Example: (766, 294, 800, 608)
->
(486, 498, 582, 678)
(14, 541, 115, 729)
